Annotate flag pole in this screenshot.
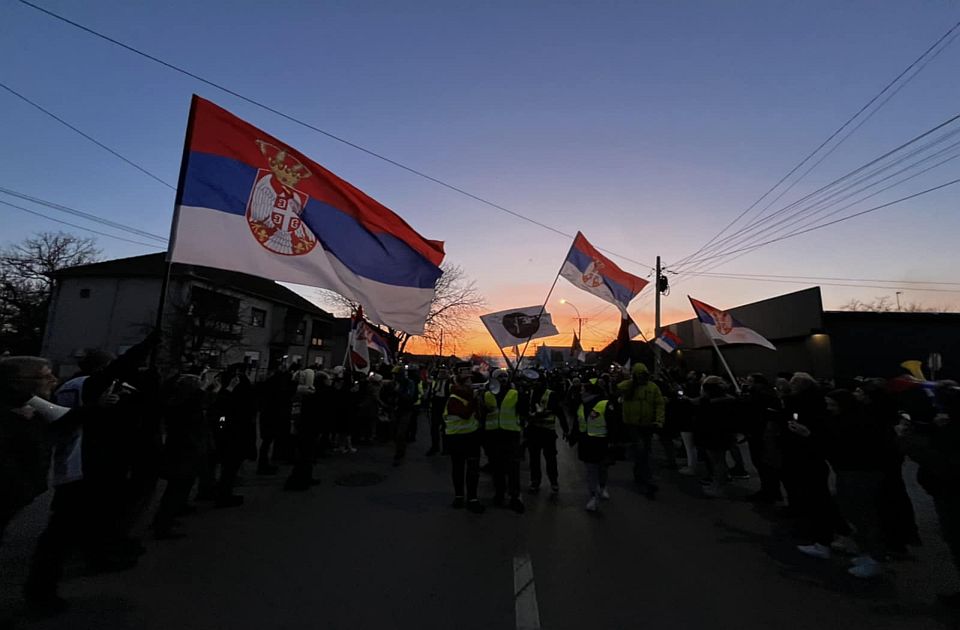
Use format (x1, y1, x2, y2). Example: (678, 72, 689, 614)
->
(708, 336, 741, 394)
(512, 238, 573, 378)
(152, 94, 198, 370)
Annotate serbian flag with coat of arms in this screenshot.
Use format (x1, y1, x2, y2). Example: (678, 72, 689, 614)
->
(168, 96, 444, 334)
(688, 297, 776, 350)
(560, 232, 649, 315)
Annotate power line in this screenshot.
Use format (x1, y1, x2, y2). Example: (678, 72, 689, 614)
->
(685, 177, 960, 265)
(679, 125, 960, 270)
(0, 187, 168, 242)
(0, 199, 165, 248)
(16, 0, 655, 272)
(672, 18, 960, 270)
(675, 140, 960, 273)
(687, 271, 960, 286)
(0, 81, 176, 191)
(686, 273, 960, 294)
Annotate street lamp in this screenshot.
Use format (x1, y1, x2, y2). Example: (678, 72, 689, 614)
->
(559, 299, 582, 339)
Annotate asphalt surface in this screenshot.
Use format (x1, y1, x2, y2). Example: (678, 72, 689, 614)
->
(2, 419, 958, 630)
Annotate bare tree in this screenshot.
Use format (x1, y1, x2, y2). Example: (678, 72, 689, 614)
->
(0, 231, 100, 354)
(838, 295, 947, 313)
(316, 262, 486, 354)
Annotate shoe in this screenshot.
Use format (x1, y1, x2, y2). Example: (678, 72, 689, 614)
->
(392, 459, 402, 467)
(257, 464, 279, 475)
(550, 484, 559, 494)
(644, 485, 658, 500)
(214, 495, 244, 508)
(451, 497, 465, 509)
(831, 536, 860, 555)
(699, 478, 713, 486)
(426, 448, 438, 456)
(678, 466, 697, 476)
(174, 504, 199, 516)
(847, 556, 882, 579)
(937, 592, 960, 608)
(600, 487, 611, 500)
(702, 487, 722, 499)
(528, 483, 540, 493)
(466, 500, 485, 514)
(585, 496, 599, 512)
(729, 468, 750, 480)
(348, 447, 358, 454)
(509, 498, 525, 514)
(284, 479, 310, 491)
(493, 495, 505, 507)
(85, 555, 138, 575)
(195, 490, 217, 501)
(796, 543, 832, 560)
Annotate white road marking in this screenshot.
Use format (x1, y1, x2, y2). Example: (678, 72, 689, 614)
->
(514, 553, 542, 630)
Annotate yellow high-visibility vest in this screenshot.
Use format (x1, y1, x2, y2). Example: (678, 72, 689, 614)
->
(443, 394, 479, 435)
(483, 389, 521, 431)
(577, 400, 609, 437)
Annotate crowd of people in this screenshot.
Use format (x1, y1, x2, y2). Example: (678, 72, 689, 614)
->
(2, 335, 959, 614)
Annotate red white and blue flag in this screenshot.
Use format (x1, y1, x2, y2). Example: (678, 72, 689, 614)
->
(560, 232, 648, 315)
(363, 322, 393, 364)
(688, 297, 776, 350)
(654, 329, 682, 353)
(168, 96, 445, 334)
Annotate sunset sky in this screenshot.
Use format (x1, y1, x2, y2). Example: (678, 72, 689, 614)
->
(2, 1, 959, 358)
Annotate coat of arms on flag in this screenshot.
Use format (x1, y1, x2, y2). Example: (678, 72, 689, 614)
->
(168, 95, 445, 334)
(688, 297, 776, 350)
(560, 232, 648, 315)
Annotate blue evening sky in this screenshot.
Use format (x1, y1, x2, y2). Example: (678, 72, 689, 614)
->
(1, 1, 958, 351)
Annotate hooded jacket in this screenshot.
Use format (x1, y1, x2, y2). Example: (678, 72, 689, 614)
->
(616, 364, 665, 428)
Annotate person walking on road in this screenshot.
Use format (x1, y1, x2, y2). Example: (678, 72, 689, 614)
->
(617, 363, 665, 499)
(444, 375, 485, 513)
(572, 382, 611, 513)
(482, 370, 525, 513)
(523, 375, 566, 494)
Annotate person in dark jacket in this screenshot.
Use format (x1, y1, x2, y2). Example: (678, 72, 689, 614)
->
(286, 371, 330, 490)
(824, 388, 895, 578)
(785, 373, 847, 560)
(0, 356, 58, 543)
(856, 378, 921, 551)
(211, 364, 257, 507)
(899, 382, 960, 608)
(694, 376, 738, 498)
(257, 368, 294, 474)
(742, 374, 783, 503)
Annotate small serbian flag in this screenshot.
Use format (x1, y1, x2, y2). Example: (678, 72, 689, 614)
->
(168, 96, 444, 334)
(364, 322, 393, 364)
(688, 297, 776, 350)
(654, 330, 682, 353)
(560, 232, 648, 314)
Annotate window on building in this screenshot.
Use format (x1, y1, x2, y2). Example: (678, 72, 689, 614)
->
(79, 288, 91, 299)
(294, 320, 306, 344)
(251, 308, 266, 328)
(310, 318, 330, 347)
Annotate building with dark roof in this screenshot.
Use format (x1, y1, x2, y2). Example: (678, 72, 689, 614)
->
(43, 253, 349, 377)
(658, 287, 959, 382)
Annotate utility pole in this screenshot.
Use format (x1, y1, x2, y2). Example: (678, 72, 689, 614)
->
(438, 328, 444, 361)
(654, 255, 662, 378)
(896, 291, 903, 311)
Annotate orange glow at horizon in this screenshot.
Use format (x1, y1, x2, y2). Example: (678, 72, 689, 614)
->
(403, 304, 693, 358)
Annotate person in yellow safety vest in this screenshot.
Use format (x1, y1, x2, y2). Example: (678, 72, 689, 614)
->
(570, 382, 611, 512)
(616, 363, 666, 499)
(482, 369, 524, 513)
(521, 376, 568, 494)
(443, 375, 485, 513)
(426, 368, 451, 456)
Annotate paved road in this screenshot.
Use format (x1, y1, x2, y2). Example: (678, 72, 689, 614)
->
(2, 423, 958, 630)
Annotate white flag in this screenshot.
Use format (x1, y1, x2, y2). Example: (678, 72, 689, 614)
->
(480, 306, 561, 349)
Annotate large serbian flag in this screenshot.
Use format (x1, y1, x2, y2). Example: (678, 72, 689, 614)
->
(168, 96, 445, 334)
(688, 297, 776, 350)
(560, 232, 648, 315)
